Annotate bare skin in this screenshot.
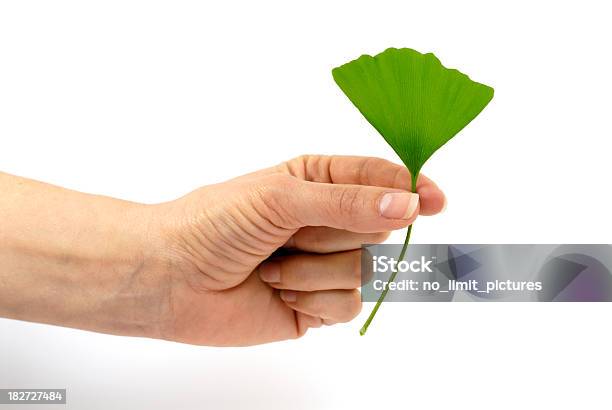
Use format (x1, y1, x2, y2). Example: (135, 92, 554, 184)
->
(0, 155, 445, 346)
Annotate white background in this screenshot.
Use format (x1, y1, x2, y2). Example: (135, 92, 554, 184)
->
(1, 1, 611, 409)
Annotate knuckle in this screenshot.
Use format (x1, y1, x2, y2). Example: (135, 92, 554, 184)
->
(357, 157, 373, 185)
(292, 155, 333, 182)
(292, 154, 314, 166)
(254, 174, 301, 228)
(293, 154, 311, 163)
(284, 155, 322, 180)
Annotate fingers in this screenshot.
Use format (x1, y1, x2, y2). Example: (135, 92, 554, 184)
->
(280, 289, 362, 323)
(258, 246, 365, 327)
(286, 227, 389, 253)
(280, 155, 446, 215)
(273, 176, 420, 232)
(283, 155, 410, 186)
(259, 250, 361, 291)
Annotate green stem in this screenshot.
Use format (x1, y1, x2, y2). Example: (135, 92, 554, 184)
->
(359, 172, 418, 336)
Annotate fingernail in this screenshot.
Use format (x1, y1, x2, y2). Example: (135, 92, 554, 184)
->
(379, 192, 419, 220)
(441, 197, 448, 213)
(280, 290, 297, 302)
(259, 261, 281, 283)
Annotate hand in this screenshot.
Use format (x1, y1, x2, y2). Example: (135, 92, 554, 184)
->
(0, 155, 445, 347)
(148, 155, 446, 346)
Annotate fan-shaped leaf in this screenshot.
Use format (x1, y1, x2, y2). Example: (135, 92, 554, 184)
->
(332, 48, 494, 335)
(332, 47, 494, 182)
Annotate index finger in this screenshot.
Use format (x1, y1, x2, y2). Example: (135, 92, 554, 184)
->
(281, 155, 446, 215)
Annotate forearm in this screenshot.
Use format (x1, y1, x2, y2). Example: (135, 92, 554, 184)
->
(0, 172, 167, 337)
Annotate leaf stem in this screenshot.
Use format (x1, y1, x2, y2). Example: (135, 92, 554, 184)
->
(359, 172, 418, 336)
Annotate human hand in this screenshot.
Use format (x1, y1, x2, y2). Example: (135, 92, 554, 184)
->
(0, 156, 445, 346)
(148, 155, 446, 346)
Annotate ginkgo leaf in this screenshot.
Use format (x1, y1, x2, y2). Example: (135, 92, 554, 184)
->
(332, 47, 494, 187)
(332, 48, 494, 335)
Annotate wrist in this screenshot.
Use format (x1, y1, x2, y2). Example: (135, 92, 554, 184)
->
(82, 202, 172, 339)
(0, 172, 171, 339)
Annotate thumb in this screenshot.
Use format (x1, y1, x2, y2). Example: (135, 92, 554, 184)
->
(276, 178, 420, 233)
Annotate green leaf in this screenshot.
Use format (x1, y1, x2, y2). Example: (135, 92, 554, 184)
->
(332, 47, 494, 181)
(332, 48, 494, 335)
